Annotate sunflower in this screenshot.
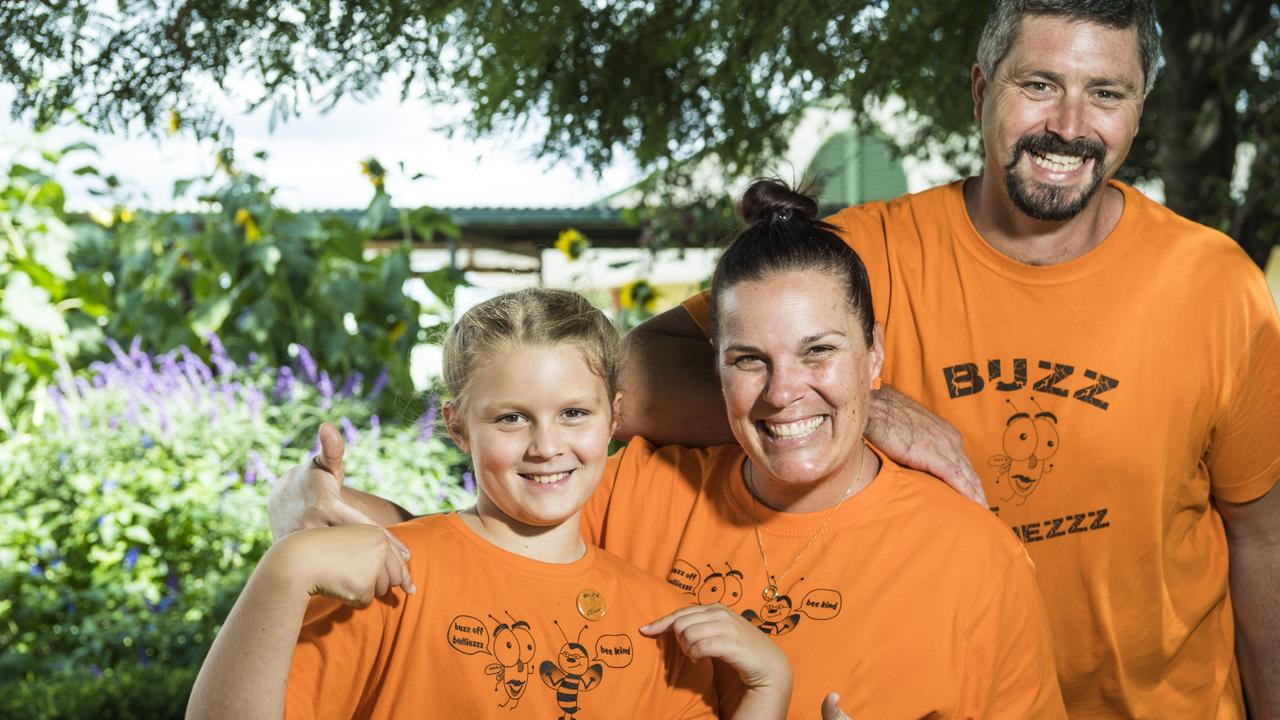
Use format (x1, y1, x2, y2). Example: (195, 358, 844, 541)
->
(555, 228, 589, 260)
(361, 158, 386, 189)
(234, 208, 262, 243)
(620, 279, 657, 312)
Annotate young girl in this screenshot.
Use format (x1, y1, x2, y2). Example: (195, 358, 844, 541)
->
(187, 288, 790, 719)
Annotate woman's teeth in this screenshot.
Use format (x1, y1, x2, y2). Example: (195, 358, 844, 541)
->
(764, 416, 825, 439)
(522, 470, 571, 484)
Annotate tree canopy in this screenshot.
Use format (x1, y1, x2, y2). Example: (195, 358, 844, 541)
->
(2, 0, 1277, 264)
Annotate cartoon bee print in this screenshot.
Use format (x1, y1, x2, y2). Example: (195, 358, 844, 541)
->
(485, 612, 537, 709)
(695, 562, 745, 607)
(742, 578, 803, 636)
(539, 621, 604, 719)
(988, 397, 1060, 505)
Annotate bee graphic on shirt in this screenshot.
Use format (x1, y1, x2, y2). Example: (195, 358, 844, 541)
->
(742, 578, 803, 636)
(540, 620, 604, 719)
(484, 612, 537, 709)
(988, 397, 1060, 505)
(694, 562, 745, 607)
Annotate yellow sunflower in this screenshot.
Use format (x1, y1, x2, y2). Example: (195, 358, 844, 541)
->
(620, 279, 657, 312)
(234, 208, 262, 243)
(555, 228, 589, 260)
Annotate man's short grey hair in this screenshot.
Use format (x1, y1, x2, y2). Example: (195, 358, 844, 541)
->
(976, 0, 1162, 95)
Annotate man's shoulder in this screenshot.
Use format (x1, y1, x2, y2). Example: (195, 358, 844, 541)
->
(824, 182, 959, 230)
(880, 461, 1026, 564)
(1120, 182, 1253, 269)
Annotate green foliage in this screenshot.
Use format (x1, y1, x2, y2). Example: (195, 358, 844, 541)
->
(76, 153, 432, 402)
(2, 0, 1274, 262)
(0, 144, 463, 431)
(0, 664, 197, 720)
(0, 339, 470, 681)
(0, 143, 108, 434)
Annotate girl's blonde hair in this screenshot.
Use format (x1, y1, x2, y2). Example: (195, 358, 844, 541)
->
(442, 288, 621, 411)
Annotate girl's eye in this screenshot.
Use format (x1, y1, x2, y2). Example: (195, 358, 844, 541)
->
(562, 408, 589, 420)
(496, 413, 526, 424)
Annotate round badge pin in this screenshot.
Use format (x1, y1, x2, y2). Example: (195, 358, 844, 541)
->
(576, 589, 605, 621)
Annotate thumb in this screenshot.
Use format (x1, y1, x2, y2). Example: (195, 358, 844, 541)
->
(323, 498, 378, 528)
(316, 422, 346, 484)
(821, 692, 852, 720)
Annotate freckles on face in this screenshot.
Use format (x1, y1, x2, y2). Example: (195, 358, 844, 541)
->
(714, 269, 880, 493)
(456, 345, 614, 529)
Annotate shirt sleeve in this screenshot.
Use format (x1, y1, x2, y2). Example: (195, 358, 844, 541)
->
(284, 596, 390, 720)
(1206, 289, 1280, 503)
(581, 437, 656, 546)
(657, 633, 719, 719)
(962, 551, 1067, 720)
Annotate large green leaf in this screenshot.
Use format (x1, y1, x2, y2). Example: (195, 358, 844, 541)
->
(2, 273, 67, 337)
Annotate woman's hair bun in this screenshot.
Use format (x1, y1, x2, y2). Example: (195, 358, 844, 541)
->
(738, 178, 820, 225)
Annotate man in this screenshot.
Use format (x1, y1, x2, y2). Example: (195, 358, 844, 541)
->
(629, 2, 1279, 716)
(271, 1, 1279, 716)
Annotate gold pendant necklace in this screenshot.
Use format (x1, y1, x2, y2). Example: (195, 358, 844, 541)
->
(745, 446, 868, 602)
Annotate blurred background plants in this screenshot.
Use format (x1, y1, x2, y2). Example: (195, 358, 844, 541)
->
(0, 140, 474, 717)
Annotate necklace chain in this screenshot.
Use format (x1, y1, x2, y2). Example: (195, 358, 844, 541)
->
(744, 446, 868, 601)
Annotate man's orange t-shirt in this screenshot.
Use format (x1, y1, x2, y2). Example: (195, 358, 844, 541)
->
(284, 513, 717, 719)
(584, 439, 1066, 719)
(684, 180, 1280, 717)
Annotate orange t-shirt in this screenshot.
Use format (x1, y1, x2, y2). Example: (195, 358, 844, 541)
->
(584, 439, 1065, 719)
(284, 513, 717, 719)
(684, 180, 1280, 717)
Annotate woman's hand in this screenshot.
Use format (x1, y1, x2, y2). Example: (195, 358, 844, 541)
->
(269, 524, 415, 605)
(642, 603, 792, 719)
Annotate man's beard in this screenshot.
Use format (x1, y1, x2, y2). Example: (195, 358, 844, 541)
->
(1003, 133, 1107, 221)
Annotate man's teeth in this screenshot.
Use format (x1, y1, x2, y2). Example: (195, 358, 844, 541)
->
(764, 416, 825, 439)
(1031, 151, 1084, 172)
(523, 471, 571, 484)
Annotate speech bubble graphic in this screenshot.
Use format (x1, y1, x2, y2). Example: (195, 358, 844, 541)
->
(593, 633, 634, 668)
(666, 560, 700, 594)
(447, 614, 490, 655)
(799, 589, 842, 620)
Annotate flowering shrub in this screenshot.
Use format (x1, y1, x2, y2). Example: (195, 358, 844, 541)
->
(0, 336, 470, 680)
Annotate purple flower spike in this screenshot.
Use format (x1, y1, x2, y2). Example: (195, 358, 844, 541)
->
(317, 371, 334, 410)
(367, 368, 388, 401)
(417, 400, 438, 442)
(340, 416, 358, 446)
(462, 470, 475, 494)
(274, 366, 296, 401)
(295, 345, 318, 383)
(243, 462, 257, 485)
(207, 332, 236, 377)
(340, 372, 362, 399)
(124, 548, 139, 571)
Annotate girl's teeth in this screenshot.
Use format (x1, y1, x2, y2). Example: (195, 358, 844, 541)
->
(524, 471, 571, 484)
(764, 416, 825, 439)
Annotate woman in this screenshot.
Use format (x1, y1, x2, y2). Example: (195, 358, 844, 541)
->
(269, 180, 1065, 718)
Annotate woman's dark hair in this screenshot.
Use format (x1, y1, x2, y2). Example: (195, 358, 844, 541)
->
(709, 179, 875, 346)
